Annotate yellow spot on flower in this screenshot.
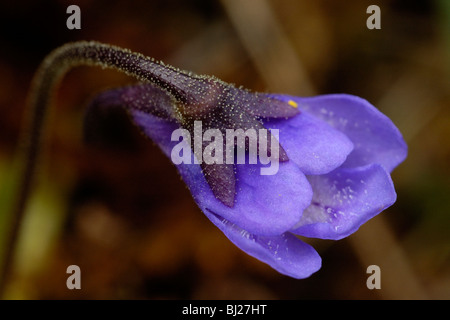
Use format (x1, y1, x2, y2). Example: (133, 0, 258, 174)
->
(288, 100, 298, 108)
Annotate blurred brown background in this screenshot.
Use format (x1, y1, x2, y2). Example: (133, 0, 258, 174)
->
(0, 0, 448, 299)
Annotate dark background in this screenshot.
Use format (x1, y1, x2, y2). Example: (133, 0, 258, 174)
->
(0, 0, 448, 299)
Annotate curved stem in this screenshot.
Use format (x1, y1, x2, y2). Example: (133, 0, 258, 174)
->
(0, 41, 190, 296)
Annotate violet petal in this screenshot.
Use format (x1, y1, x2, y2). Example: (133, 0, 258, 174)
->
(270, 94, 407, 172)
(291, 163, 396, 240)
(263, 112, 353, 175)
(205, 210, 322, 279)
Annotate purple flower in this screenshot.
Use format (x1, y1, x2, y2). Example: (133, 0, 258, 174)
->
(87, 80, 407, 279)
(6, 41, 406, 294)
